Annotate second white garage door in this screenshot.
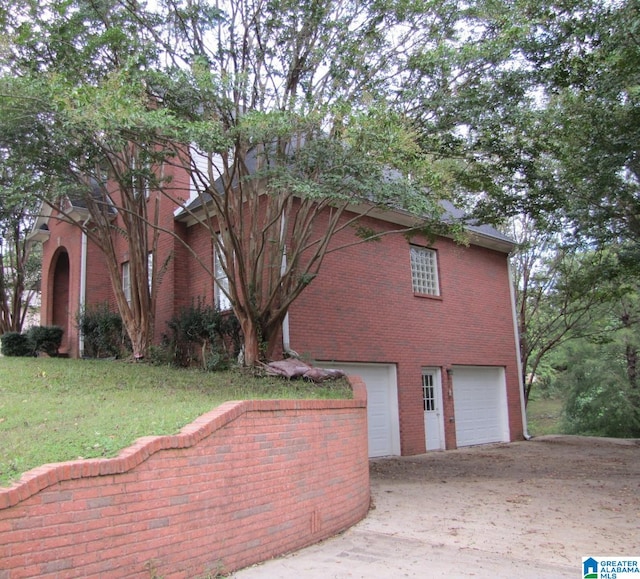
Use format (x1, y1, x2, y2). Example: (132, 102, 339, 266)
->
(318, 362, 400, 458)
(452, 366, 510, 447)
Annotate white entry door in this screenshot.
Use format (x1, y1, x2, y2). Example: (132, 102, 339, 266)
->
(422, 368, 444, 451)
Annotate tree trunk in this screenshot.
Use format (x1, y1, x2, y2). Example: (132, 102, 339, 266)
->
(626, 344, 638, 390)
(240, 315, 261, 366)
(130, 323, 148, 361)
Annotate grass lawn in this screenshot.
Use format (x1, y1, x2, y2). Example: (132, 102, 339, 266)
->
(526, 396, 565, 436)
(0, 357, 352, 487)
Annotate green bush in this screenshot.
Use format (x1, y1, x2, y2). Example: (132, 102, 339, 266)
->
(27, 326, 64, 356)
(76, 304, 130, 358)
(563, 377, 640, 438)
(1, 332, 31, 357)
(558, 341, 640, 438)
(166, 300, 242, 370)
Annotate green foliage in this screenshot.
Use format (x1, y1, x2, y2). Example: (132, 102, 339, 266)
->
(166, 300, 242, 370)
(0, 148, 42, 334)
(557, 340, 640, 438)
(526, 396, 565, 436)
(448, 0, 640, 251)
(519, 242, 640, 432)
(0, 0, 485, 365)
(0, 357, 352, 486)
(563, 377, 640, 439)
(527, 362, 562, 400)
(76, 304, 130, 358)
(26, 326, 64, 356)
(0, 331, 31, 357)
(1, 326, 63, 357)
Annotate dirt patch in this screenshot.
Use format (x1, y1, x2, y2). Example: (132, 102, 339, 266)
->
(367, 435, 640, 569)
(234, 435, 640, 578)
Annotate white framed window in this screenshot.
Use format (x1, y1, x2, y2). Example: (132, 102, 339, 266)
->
(130, 154, 151, 199)
(147, 252, 153, 291)
(122, 261, 131, 304)
(214, 241, 232, 311)
(410, 245, 440, 296)
(123, 256, 152, 304)
(422, 371, 436, 411)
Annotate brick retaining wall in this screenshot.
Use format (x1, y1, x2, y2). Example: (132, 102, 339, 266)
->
(0, 378, 369, 578)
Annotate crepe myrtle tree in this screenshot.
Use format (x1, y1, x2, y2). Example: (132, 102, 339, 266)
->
(148, 0, 466, 364)
(0, 161, 41, 334)
(508, 214, 633, 405)
(0, 0, 469, 364)
(0, 0, 174, 358)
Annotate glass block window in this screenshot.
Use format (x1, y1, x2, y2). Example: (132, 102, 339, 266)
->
(410, 245, 440, 296)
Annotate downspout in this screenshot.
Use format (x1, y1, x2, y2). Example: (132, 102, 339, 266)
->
(78, 222, 89, 357)
(280, 216, 298, 358)
(509, 257, 531, 440)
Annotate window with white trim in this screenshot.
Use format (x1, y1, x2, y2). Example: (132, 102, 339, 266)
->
(422, 371, 436, 411)
(147, 252, 153, 292)
(122, 255, 152, 305)
(214, 242, 232, 311)
(410, 245, 440, 296)
(130, 155, 150, 199)
(122, 261, 131, 304)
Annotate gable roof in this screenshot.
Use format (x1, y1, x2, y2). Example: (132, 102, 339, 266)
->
(28, 178, 118, 241)
(440, 200, 514, 252)
(178, 192, 513, 256)
(175, 149, 514, 253)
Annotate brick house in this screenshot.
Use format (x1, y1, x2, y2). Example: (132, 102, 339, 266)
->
(30, 166, 526, 456)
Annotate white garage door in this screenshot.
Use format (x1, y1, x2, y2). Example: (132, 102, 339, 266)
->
(319, 362, 400, 458)
(452, 366, 509, 447)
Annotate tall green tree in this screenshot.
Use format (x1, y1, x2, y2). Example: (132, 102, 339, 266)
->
(151, 0, 470, 363)
(518, 0, 640, 251)
(0, 0, 174, 357)
(511, 216, 630, 404)
(0, 157, 41, 334)
(557, 289, 640, 438)
(400, 0, 640, 413)
(444, 0, 640, 249)
(1, 0, 471, 364)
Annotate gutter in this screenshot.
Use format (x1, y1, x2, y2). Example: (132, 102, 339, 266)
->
(508, 258, 531, 440)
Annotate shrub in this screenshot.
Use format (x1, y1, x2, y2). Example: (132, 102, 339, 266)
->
(26, 326, 64, 356)
(147, 344, 174, 367)
(166, 300, 242, 370)
(76, 304, 130, 358)
(558, 341, 640, 438)
(1, 332, 31, 357)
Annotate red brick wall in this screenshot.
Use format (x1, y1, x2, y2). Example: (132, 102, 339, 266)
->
(183, 221, 215, 309)
(287, 211, 523, 454)
(41, 214, 119, 358)
(0, 379, 369, 578)
(39, 194, 523, 456)
(40, 168, 195, 354)
(41, 215, 84, 357)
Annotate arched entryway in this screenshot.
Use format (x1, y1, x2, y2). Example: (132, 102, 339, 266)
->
(49, 248, 70, 355)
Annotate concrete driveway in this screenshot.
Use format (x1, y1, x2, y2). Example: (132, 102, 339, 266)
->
(231, 436, 640, 578)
